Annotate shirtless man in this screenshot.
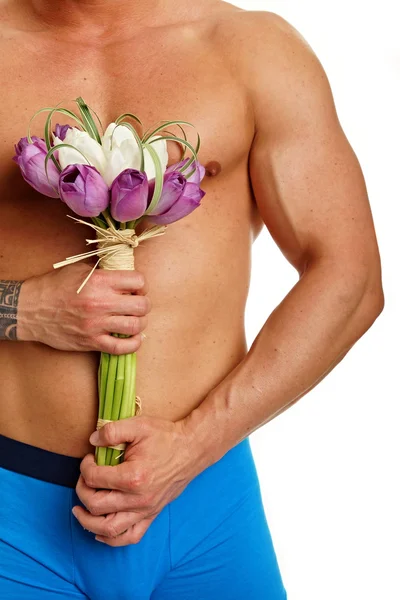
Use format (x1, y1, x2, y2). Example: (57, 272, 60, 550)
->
(0, 0, 384, 598)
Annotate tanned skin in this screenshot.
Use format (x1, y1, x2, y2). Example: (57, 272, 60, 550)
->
(0, 0, 383, 546)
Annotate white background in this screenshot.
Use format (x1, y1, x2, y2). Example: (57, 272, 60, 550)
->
(231, 1, 400, 598)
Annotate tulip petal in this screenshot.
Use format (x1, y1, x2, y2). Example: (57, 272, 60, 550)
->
(13, 137, 60, 198)
(146, 170, 187, 216)
(59, 164, 109, 217)
(54, 127, 107, 176)
(110, 169, 149, 222)
(143, 136, 168, 181)
(166, 158, 206, 184)
(103, 139, 142, 187)
(147, 183, 205, 225)
(53, 124, 72, 141)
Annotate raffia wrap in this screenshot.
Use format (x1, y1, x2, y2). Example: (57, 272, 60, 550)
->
(53, 216, 167, 293)
(53, 216, 167, 454)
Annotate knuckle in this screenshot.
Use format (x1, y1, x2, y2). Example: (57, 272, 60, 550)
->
(106, 338, 120, 355)
(144, 295, 152, 312)
(132, 468, 147, 489)
(104, 522, 120, 538)
(92, 336, 108, 352)
(90, 297, 111, 314)
(125, 470, 143, 491)
(87, 498, 103, 516)
(136, 296, 151, 315)
(92, 270, 109, 289)
(82, 298, 98, 315)
(90, 336, 104, 351)
(84, 469, 96, 489)
(134, 271, 145, 288)
(128, 317, 140, 335)
(127, 336, 141, 353)
(141, 492, 155, 509)
(125, 476, 138, 492)
(92, 270, 104, 284)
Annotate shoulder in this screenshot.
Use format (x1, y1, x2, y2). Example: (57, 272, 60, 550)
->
(209, 7, 336, 132)
(211, 8, 327, 83)
(210, 7, 319, 65)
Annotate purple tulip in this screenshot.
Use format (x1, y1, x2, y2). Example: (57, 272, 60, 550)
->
(13, 136, 60, 198)
(147, 168, 205, 225)
(53, 124, 72, 141)
(110, 169, 149, 222)
(165, 158, 206, 185)
(59, 164, 109, 217)
(147, 170, 187, 217)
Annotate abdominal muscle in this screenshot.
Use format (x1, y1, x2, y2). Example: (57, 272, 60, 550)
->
(0, 213, 254, 458)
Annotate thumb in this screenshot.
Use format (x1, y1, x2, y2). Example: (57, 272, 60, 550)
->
(89, 417, 140, 447)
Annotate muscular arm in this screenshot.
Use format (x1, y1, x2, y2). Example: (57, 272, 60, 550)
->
(0, 280, 22, 340)
(183, 12, 385, 465)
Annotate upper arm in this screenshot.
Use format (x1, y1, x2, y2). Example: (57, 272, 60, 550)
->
(240, 12, 381, 281)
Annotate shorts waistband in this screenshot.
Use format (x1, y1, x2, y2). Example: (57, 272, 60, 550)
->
(0, 433, 82, 488)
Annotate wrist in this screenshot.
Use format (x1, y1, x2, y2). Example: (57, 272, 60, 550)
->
(17, 276, 41, 342)
(180, 395, 232, 473)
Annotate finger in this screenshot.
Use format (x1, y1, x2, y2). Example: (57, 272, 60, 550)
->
(110, 294, 151, 317)
(101, 270, 149, 295)
(81, 485, 148, 514)
(95, 332, 144, 355)
(103, 315, 147, 336)
(80, 453, 139, 492)
(89, 416, 146, 449)
(95, 517, 154, 547)
(72, 505, 140, 538)
(75, 474, 109, 512)
(76, 475, 142, 515)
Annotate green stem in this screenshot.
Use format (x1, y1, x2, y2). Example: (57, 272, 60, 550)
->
(121, 353, 136, 419)
(101, 208, 115, 229)
(128, 353, 137, 419)
(109, 352, 136, 465)
(99, 353, 110, 418)
(127, 216, 143, 229)
(105, 354, 126, 464)
(97, 353, 118, 466)
(95, 352, 110, 464)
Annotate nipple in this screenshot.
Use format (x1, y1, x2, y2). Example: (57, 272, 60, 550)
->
(205, 160, 222, 177)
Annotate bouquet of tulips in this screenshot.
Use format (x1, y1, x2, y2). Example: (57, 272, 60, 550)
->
(13, 97, 206, 466)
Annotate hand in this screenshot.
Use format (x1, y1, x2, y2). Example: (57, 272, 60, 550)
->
(17, 262, 151, 354)
(73, 416, 201, 546)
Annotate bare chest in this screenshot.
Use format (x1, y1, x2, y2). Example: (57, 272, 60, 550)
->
(0, 22, 259, 281)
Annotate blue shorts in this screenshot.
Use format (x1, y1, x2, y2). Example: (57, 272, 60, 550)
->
(0, 433, 287, 599)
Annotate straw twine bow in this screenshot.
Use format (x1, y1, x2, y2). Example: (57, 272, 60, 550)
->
(53, 215, 167, 293)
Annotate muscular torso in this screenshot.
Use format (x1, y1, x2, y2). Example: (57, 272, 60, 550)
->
(0, 1, 264, 456)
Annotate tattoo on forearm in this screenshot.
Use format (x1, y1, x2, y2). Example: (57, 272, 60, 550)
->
(0, 280, 22, 341)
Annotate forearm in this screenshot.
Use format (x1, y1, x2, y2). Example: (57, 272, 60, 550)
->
(184, 259, 384, 467)
(0, 280, 23, 340)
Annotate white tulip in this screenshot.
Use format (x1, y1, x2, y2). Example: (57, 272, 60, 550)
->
(102, 122, 138, 152)
(53, 127, 107, 176)
(52, 123, 169, 188)
(143, 135, 169, 181)
(101, 123, 142, 186)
